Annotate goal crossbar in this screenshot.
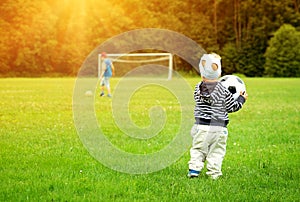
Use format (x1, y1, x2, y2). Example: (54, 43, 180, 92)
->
(111, 56, 170, 63)
(98, 53, 173, 80)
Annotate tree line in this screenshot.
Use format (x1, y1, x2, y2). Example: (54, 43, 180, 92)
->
(0, 0, 299, 77)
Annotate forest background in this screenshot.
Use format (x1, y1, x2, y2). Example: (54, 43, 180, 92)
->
(0, 0, 299, 77)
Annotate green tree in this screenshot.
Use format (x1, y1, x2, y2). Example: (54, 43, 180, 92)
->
(220, 43, 238, 75)
(1, 0, 57, 75)
(219, 0, 300, 77)
(265, 24, 300, 77)
(1, 0, 300, 77)
(0, 19, 11, 75)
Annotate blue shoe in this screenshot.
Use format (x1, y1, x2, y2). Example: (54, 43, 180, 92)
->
(107, 94, 112, 98)
(187, 169, 200, 178)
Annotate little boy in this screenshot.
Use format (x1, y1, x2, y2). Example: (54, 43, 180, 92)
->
(187, 53, 248, 179)
(99, 52, 115, 98)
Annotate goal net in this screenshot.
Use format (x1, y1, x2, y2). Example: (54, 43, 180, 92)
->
(98, 53, 173, 80)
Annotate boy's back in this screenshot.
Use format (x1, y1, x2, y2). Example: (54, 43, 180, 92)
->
(188, 53, 248, 179)
(194, 81, 245, 127)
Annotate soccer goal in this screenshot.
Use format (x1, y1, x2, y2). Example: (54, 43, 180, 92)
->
(98, 53, 173, 80)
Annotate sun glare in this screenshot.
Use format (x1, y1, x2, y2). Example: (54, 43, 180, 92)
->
(50, 0, 117, 54)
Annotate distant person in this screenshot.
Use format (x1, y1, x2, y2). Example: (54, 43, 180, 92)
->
(187, 53, 248, 180)
(99, 52, 115, 97)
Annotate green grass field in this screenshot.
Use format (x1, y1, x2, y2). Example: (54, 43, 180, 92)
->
(0, 77, 299, 201)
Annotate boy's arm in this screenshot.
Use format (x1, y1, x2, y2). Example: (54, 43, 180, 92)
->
(100, 65, 107, 79)
(225, 90, 247, 113)
(194, 82, 201, 101)
(111, 63, 115, 76)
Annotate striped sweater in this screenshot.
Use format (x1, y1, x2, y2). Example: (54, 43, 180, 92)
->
(194, 81, 246, 127)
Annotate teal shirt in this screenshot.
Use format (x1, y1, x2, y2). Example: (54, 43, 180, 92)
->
(103, 58, 112, 77)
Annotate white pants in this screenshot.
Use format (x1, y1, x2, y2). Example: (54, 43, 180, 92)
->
(100, 77, 110, 88)
(188, 124, 228, 179)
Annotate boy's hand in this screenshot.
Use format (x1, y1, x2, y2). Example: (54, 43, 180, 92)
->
(240, 91, 248, 100)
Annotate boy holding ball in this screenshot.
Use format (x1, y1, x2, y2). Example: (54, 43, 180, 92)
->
(188, 53, 248, 179)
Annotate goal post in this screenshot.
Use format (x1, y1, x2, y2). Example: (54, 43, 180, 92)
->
(98, 53, 173, 80)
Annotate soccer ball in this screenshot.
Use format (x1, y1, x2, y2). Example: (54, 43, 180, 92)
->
(219, 75, 246, 100)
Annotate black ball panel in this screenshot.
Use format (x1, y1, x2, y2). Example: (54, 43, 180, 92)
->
(228, 86, 237, 94)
